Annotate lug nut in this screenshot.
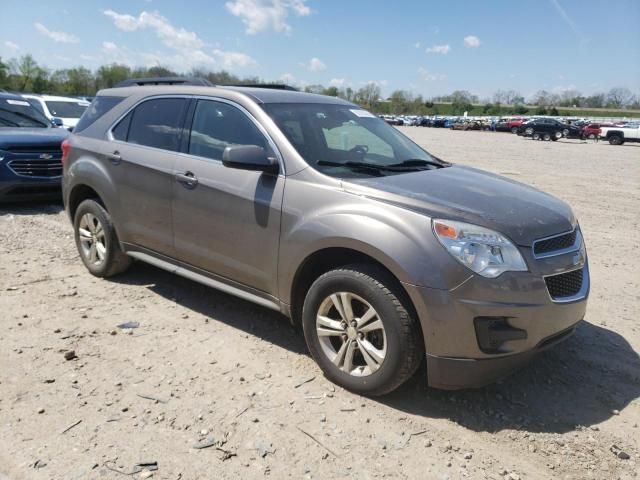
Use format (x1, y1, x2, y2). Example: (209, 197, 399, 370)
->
(358, 332, 364, 339)
(351, 320, 357, 327)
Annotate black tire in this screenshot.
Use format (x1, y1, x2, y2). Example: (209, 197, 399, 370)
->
(302, 264, 423, 396)
(554, 131, 563, 140)
(532, 132, 540, 141)
(73, 199, 131, 277)
(609, 135, 623, 145)
(510, 126, 518, 134)
(543, 133, 551, 141)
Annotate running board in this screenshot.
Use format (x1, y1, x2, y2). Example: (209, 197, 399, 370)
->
(127, 251, 281, 312)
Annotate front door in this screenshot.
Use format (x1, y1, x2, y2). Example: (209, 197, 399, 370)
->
(171, 99, 284, 296)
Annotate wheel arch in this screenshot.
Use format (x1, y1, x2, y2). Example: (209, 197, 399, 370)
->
(288, 246, 420, 330)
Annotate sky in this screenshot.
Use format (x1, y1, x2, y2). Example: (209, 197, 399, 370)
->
(1, 0, 639, 99)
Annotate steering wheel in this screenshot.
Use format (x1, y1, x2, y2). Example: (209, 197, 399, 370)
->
(349, 145, 369, 156)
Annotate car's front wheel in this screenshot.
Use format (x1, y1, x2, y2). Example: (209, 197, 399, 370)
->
(74, 199, 131, 277)
(302, 265, 423, 396)
(511, 126, 518, 134)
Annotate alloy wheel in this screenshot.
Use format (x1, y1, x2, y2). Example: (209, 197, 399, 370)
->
(78, 213, 107, 266)
(315, 292, 387, 377)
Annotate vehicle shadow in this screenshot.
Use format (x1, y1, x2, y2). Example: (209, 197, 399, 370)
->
(379, 321, 640, 434)
(113, 262, 640, 434)
(0, 200, 63, 216)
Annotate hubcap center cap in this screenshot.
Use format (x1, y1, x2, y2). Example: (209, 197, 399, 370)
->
(346, 326, 357, 340)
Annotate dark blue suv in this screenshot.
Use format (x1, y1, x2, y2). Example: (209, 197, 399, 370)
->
(0, 92, 68, 202)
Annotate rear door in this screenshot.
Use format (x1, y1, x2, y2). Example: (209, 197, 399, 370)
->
(107, 96, 189, 257)
(171, 98, 284, 296)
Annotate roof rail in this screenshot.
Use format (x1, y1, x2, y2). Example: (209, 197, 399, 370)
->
(226, 84, 298, 91)
(113, 77, 214, 88)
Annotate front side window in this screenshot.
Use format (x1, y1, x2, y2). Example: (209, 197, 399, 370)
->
(262, 103, 441, 178)
(127, 98, 187, 152)
(188, 100, 268, 161)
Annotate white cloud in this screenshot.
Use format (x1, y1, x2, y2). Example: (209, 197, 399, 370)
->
(426, 44, 450, 55)
(102, 10, 256, 71)
(34, 22, 79, 43)
(303, 57, 326, 72)
(418, 67, 446, 81)
(4, 41, 19, 50)
(212, 49, 257, 69)
(463, 35, 481, 48)
(329, 78, 346, 87)
(103, 10, 203, 50)
(414, 41, 421, 49)
(225, 0, 312, 35)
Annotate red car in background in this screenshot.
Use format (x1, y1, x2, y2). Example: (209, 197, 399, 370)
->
(506, 118, 526, 133)
(581, 123, 613, 139)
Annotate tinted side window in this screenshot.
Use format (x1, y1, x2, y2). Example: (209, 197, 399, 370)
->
(75, 96, 124, 133)
(27, 98, 46, 116)
(112, 111, 132, 141)
(128, 98, 187, 152)
(188, 100, 267, 161)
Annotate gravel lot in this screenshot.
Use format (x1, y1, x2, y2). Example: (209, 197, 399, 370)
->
(1, 128, 639, 480)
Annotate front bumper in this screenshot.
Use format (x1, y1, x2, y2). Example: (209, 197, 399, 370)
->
(404, 242, 589, 389)
(0, 178, 62, 202)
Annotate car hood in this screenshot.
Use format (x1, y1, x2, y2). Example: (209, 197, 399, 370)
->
(343, 165, 576, 246)
(0, 128, 68, 149)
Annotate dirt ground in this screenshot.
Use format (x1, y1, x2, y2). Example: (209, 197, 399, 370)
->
(1, 128, 639, 480)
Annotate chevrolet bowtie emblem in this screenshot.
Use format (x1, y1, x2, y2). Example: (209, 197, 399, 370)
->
(39, 153, 53, 160)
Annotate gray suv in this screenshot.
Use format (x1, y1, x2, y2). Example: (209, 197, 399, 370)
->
(62, 80, 589, 395)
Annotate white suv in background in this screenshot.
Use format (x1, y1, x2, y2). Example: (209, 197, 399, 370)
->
(22, 94, 90, 130)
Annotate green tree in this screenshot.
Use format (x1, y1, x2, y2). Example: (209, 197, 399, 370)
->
(96, 64, 131, 89)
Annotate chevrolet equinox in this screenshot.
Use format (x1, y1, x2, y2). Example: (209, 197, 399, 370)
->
(62, 79, 589, 395)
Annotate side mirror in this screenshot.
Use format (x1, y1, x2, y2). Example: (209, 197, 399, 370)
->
(222, 145, 279, 174)
(51, 117, 64, 127)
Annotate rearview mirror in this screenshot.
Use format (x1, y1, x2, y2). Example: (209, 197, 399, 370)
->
(222, 145, 279, 174)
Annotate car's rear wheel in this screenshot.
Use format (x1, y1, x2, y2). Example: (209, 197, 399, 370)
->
(511, 126, 518, 134)
(554, 131, 563, 140)
(609, 135, 623, 145)
(543, 133, 552, 141)
(588, 133, 596, 139)
(302, 265, 423, 396)
(74, 199, 131, 277)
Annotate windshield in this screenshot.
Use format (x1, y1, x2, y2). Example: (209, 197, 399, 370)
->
(262, 103, 441, 178)
(45, 101, 89, 118)
(0, 98, 51, 128)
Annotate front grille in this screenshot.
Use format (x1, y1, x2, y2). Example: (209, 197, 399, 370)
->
(5, 144, 62, 154)
(545, 268, 583, 300)
(8, 159, 62, 178)
(533, 229, 578, 256)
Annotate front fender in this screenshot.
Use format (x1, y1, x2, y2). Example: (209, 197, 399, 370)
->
(277, 185, 472, 304)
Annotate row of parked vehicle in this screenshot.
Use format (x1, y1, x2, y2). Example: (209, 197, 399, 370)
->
(381, 114, 640, 145)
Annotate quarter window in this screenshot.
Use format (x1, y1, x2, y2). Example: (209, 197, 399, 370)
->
(127, 98, 187, 152)
(188, 100, 268, 161)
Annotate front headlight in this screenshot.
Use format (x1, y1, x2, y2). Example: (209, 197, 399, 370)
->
(432, 219, 527, 278)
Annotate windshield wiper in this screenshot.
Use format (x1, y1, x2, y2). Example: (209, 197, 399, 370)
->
(389, 158, 449, 169)
(317, 159, 444, 173)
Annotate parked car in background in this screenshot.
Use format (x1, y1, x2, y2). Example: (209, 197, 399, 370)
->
(581, 123, 612, 140)
(599, 122, 640, 145)
(506, 118, 526, 134)
(0, 92, 68, 201)
(62, 79, 589, 395)
(518, 118, 581, 141)
(22, 94, 90, 130)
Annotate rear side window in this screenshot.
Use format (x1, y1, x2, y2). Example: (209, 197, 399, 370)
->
(75, 96, 123, 133)
(112, 112, 132, 141)
(188, 100, 267, 161)
(128, 98, 187, 152)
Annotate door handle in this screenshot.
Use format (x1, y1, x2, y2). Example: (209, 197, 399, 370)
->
(175, 171, 198, 188)
(107, 151, 121, 164)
